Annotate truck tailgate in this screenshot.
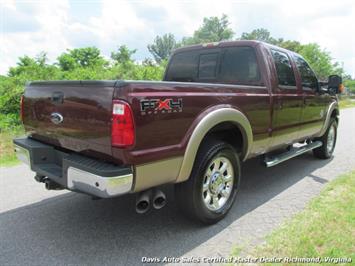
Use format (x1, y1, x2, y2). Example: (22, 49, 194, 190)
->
(23, 81, 117, 157)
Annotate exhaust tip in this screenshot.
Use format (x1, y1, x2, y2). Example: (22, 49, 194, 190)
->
(152, 189, 166, 210)
(136, 200, 150, 214)
(153, 196, 166, 210)
(135, 190, 152, 214)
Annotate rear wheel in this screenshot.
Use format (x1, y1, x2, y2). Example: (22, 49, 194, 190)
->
(313, 118, 337, 159)
(175, 139, 241, 224)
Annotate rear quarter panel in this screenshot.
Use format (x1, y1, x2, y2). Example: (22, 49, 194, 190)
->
(113, 81, 271, 165)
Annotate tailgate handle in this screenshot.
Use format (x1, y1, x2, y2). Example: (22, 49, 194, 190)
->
(51, 91, 64, 104)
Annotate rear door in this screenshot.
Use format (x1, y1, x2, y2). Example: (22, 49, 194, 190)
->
(270, 49, 303, 147)
(292, 55, 330, 138)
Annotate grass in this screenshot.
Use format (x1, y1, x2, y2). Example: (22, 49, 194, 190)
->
(233, 171, 355, 265)
(0, 126, 24, 167)
(339, 98, 355, 109)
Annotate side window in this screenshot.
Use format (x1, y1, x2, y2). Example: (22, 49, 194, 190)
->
(293, 55, 318, 91)
(271, 50, 296, 87)
(219, 47, 260, 84)
(198, 53, 218, 79)
(165, 51, 199, 82)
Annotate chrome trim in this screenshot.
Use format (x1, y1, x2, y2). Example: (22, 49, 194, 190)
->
(326, 125, 336, 154)
(67, 167, 133, 198)
(176, 108, 253, 183)
(124, 80, 267, 90)
(14, 144, 30, 166)
(201, 156, 234, 211)
(316, 101, 339, 137)
(264, 141, 322, 167)
(50, 112, 64, 125)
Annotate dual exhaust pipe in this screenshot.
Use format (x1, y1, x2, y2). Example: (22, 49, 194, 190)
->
(36, 174, 165, 213)
(135, 189, 166, 214)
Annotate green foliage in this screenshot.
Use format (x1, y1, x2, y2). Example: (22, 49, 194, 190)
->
(0, 113, 22, 131)
(240, 28, 280, 44)
(0, 124, 24, 166)
(253, 171, 355, 261)
(344, 80, 355, 93)
(182, 14, 234, 45)
(0, 46, 164, 128)
(111, 45, 137, 66)
(299, 43, 343, 79)
(148, 33, 177, 63)
(57, 47, 108, 71)
(241, 28, 345, 79)
(278, 40, 303, 53)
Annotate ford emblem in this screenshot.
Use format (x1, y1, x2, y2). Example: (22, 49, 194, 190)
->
(50, 112, 64, 124)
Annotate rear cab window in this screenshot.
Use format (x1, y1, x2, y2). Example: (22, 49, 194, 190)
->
(220, 47, 260, 83)
(164, 50, 199, 82)
(198, 53, 219, 80)
(165, 46, 261, 86)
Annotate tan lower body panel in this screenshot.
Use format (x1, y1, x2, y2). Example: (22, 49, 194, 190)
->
(133, 156, 183, 192)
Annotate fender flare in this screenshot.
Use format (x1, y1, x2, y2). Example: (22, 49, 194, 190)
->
(175, 108, 253, 183)
(316, 101, 339, 137)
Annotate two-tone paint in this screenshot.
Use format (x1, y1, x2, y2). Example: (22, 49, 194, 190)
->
(22, 41, 338, 192)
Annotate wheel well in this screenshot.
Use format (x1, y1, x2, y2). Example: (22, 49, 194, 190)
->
(202, 122, 244, 155)
(331, 109, 339, 123)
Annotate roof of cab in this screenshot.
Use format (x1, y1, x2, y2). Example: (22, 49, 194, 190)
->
(171, 40, 301, 58)
(172, 40, 264, 54)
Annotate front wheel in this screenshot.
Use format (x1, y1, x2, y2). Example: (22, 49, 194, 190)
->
(313, 118, 338, 159)
(175, 139, 241, 224)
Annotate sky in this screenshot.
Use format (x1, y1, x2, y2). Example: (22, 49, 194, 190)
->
(1, 0, 354, 77)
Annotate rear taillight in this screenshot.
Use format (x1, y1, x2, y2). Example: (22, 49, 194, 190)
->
(111, 100, 135, 147)
(20, 95, 24, 123)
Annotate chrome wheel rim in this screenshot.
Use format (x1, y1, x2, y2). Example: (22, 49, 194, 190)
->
(327, 125, 336, 154)
(201, 156, 234, 211)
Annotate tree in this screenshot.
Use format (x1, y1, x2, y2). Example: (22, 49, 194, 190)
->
(182, 14, 234, 45)
(8, 56, 37, 76)
(278, 40, 302, 53)
(111, 45, 137, 65)
(239, 28, 343, 79)
(240, 28, 278, 44)
(35, 52, 48, 67)
(8, 52, 59, 79)
(57, 47, 107, 71)
(148, 33, 176, 63)
(299, 43, 343, 79)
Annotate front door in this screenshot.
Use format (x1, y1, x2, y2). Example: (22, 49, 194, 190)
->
(292, 54, 329, 138)
(270, 49, 303, 148)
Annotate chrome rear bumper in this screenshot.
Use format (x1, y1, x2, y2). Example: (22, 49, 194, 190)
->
(13, 138, 133, 198)
(14, 144, 30, 165)
(67, 167, 132, 198)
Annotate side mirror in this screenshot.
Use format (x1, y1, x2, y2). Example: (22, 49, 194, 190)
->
(328, 75, 343, 94)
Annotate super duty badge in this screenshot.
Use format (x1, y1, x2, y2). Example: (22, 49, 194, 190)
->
(140, 98, 183, 115)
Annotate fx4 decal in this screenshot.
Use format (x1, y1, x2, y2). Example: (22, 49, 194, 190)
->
(140, 98, 183, 115)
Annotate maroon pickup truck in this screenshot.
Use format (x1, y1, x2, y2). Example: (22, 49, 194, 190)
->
(14, 41, 343, 224)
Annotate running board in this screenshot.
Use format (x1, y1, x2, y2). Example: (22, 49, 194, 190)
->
(264, 141, 323, 167)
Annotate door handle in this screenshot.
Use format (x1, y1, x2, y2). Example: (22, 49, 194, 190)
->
(51, 91, 64, 105)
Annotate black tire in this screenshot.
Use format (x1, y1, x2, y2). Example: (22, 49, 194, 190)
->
(175, 139, 241, 224)
(313, 118, 337, 159)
